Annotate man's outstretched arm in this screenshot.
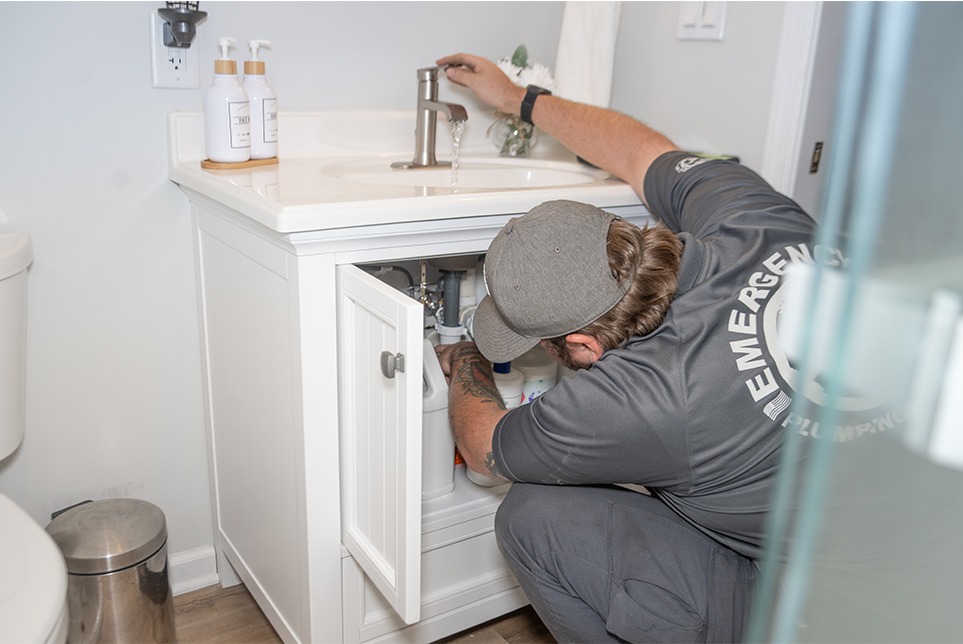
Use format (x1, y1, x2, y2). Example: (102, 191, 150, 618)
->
(437, 53, 678, 206)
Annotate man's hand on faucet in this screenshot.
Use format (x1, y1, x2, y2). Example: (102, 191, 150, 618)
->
(436, 54, 527, 117)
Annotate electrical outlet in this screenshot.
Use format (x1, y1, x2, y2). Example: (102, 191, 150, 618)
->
(150, 9, 200, 88)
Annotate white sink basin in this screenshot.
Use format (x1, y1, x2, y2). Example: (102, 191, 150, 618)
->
(321, 157, 610, 190)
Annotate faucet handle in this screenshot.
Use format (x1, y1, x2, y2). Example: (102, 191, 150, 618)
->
(416, 66, 442, 81)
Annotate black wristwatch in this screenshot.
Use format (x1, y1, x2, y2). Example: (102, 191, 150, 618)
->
(520, 85, 552, 125)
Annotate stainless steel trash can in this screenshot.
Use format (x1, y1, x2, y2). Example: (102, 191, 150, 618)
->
(45, 498, 176, 643)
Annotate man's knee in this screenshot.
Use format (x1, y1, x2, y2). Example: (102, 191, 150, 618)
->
(494, 483, 547, 554)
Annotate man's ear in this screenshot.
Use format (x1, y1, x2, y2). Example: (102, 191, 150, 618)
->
(565, 333, 605, 365)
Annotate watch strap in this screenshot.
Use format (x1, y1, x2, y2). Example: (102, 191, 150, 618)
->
(520, 85, 551, 126)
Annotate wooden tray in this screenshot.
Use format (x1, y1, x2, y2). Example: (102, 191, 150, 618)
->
(201, 157, 279, 170)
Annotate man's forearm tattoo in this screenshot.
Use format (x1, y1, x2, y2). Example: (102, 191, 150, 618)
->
(450, 344, 506, 410)
(448, 344, 506, 480)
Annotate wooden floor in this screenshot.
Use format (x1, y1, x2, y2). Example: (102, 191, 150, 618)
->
(173, 583, 555, 644)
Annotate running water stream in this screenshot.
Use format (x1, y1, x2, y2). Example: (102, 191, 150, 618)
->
(450, 121, 466, 189)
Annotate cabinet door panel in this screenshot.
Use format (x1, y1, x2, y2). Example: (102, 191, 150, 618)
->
(337, 265, 424, 624)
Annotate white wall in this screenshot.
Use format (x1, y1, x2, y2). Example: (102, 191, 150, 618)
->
(0, 0, 790, 587)
(0, 0, 563, 568)
(612, 1, 786, 172)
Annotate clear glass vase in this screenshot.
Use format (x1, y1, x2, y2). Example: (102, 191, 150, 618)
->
(488, 113, 538, 157)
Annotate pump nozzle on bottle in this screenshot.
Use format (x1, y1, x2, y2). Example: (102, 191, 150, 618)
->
(217, 37, 236, 60)
(248, 40, 271, 61)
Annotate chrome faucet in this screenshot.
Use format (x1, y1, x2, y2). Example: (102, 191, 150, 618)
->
(392, 66, 468, 169)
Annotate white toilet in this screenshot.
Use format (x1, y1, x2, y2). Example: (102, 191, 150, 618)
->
(0, 232, 69, 644)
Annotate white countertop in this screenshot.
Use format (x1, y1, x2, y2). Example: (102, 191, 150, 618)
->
(168, 110, 642, 234)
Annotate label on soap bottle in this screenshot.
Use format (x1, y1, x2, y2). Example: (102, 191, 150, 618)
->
(228, 101, 251, 149)
(263, 99, 279, 143)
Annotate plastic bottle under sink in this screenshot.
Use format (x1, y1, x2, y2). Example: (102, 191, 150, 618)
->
(513, 344, 558, 403)
(423, 338, 455, 500)
(492, 362, 524, 409)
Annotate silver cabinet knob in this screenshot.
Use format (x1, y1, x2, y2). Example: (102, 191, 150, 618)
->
(380, 351, 406, 379)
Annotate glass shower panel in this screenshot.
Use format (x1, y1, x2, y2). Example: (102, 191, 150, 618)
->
(751, 3, 963, 642)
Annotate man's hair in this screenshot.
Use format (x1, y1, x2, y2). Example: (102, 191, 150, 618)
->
(545, 219, 683, 353)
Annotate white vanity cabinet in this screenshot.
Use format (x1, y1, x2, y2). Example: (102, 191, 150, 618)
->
(170, 111, 645, 643)
(194, 203, 525, 642)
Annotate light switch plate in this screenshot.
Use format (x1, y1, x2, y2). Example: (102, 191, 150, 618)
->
(150, 10, 200, 88)
(677, 1, 727, 41)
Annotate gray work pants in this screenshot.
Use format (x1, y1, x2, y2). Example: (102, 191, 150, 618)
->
(494, 483, 756, 643)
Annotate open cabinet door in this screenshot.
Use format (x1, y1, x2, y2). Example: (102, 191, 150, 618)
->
(337, 265, 424, 624)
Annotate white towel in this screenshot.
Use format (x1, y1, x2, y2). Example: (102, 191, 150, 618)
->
(554, 1, 622, 108)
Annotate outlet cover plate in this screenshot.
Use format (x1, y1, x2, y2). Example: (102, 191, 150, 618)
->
(150, 10, 200, 88)
(677, 1, 727, 41)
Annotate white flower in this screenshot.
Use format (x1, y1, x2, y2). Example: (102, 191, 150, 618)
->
(497, 50, 556, 91)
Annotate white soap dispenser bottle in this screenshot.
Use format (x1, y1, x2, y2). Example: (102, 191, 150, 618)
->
(242, 40, 278, 160)
(204, 37, 251, 163)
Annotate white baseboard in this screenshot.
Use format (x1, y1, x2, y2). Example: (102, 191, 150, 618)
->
(169, 545, 220, 596)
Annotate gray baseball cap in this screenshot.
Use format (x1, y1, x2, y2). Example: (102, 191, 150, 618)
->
(473, 200, 631, 363)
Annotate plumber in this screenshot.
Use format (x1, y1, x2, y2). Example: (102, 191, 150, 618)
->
(433, 52, 824, 643)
